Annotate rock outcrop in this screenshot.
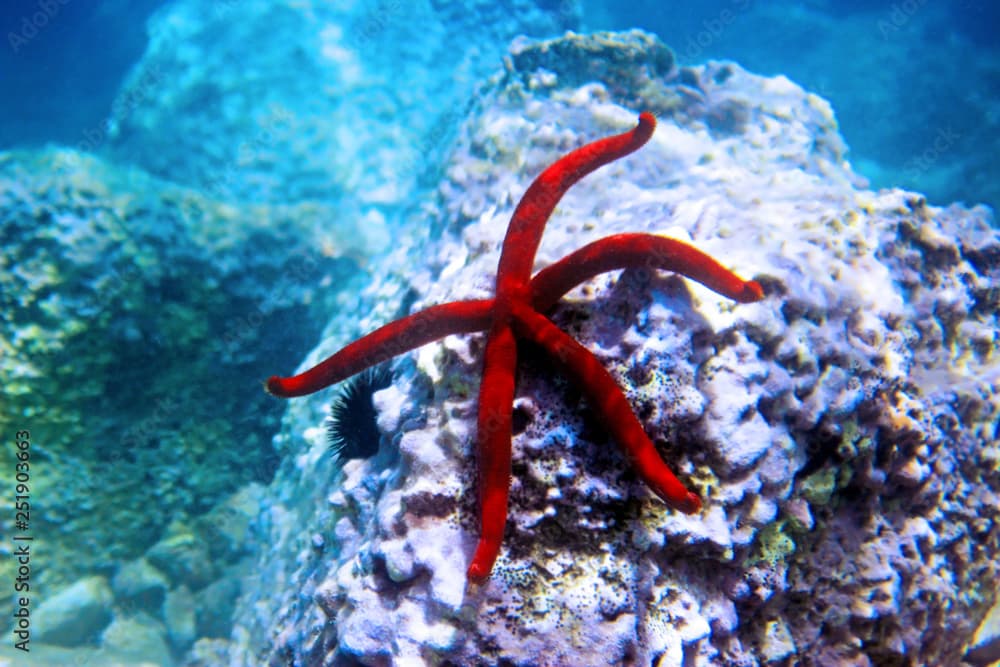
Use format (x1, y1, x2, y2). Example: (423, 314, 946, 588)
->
(227, 31, 1000, 666)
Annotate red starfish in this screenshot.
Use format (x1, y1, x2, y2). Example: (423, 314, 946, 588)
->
(267, 113, 764, 583)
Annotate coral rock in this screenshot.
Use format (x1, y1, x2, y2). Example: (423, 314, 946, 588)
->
(229, 30, 999, 666)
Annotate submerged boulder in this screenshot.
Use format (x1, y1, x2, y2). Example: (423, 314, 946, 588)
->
(99, 612, 172, 665)
(227, 30, 999, 666)
(0, 148, 374, 588)
(35, 575, 113, 647)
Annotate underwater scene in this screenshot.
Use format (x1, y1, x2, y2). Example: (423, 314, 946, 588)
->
(1, 1, 998, 665)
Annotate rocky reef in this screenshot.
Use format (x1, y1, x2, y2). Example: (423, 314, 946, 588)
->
(0, 146, 371, 656)
(225, 30, 1000, 666)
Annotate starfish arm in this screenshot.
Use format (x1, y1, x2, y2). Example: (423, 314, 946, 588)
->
(529, 233, 765, 311)
(510, 301, 702, 515)
(496, 113, 657, 296)
(467, 322, 518, 583)
(266, 299, 494, 397)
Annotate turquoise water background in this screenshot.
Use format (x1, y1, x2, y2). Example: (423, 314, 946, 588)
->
(2, 0, 998, 211)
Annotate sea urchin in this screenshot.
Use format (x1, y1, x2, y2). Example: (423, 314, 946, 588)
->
(326, 364, 393, 461)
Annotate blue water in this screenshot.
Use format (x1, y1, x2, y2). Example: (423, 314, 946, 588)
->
(2, 0, 998, 210)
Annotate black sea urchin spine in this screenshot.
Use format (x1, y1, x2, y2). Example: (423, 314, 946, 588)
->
(326, 364, 393, 461)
